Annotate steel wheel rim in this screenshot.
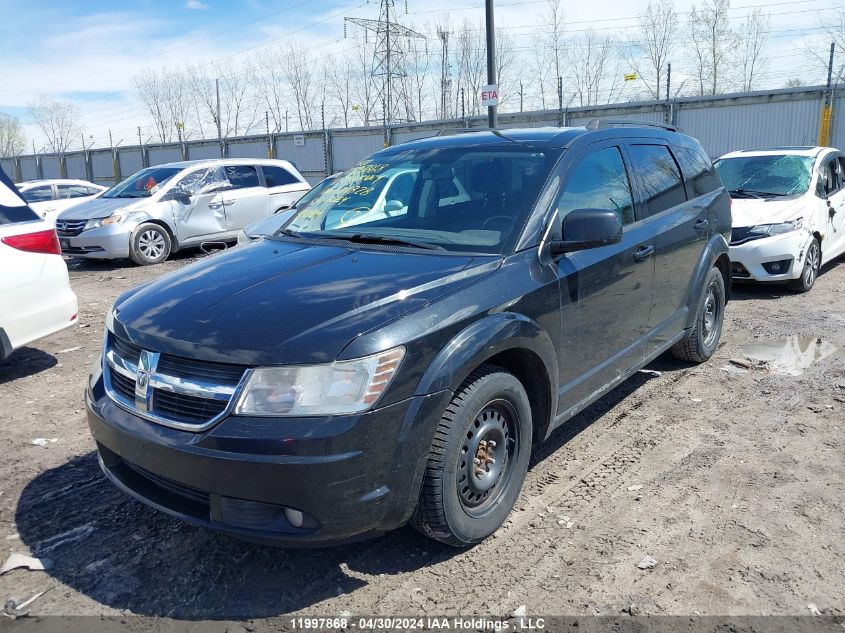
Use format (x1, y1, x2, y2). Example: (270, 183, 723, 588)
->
(701, 280, 721, 347)
(456, 399, 519, 517)
(139, 230, 165, 260)
(804, 242, 819, 287)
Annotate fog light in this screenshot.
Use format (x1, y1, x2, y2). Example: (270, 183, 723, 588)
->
(762, 259, 792, 275)
(284, 508, 304, 528)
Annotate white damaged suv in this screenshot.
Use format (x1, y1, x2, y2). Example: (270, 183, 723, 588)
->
(714, 146, 845, 292)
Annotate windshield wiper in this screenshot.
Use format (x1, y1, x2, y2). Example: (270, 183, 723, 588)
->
(341, 233, 443, 250)
(274, 227, 302, 239)
(730, 189, 790, 199)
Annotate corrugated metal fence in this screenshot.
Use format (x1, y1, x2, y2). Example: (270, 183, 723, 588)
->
(2, 85, 842, 187)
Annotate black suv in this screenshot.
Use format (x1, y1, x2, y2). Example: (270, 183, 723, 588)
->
(87, 122, 731, 547)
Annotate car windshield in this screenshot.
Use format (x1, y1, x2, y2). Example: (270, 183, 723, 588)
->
(714, 155, 814, 197)
(102, 166, 183, 199)
(284, 147, 556, 254)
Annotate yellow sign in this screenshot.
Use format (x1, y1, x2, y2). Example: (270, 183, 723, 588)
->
(624, 73, 638, 82)
(818, 104, 832, 146)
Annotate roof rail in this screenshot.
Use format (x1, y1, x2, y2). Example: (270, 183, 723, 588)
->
(586, 118, 681, 133)
(436, 127, 493, 137)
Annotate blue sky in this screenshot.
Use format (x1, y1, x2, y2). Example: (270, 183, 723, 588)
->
(0, 0, 836, 150)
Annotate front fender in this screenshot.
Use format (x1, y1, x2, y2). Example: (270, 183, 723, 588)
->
(685, 233, 730, 329)
(413, 311, 559, 408)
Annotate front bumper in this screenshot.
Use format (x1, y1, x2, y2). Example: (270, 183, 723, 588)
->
(86, 374, 451, 547)
(59, 223, 133, 259)
(729, 230, 811, 282)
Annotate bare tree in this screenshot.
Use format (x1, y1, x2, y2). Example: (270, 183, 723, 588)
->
(785, 78, 805, 88)
(736, 8, 770, 92)
(565, 30, 624, 106)
(27, 97, 80, 154)
(0, 112, 25, 157)
(217, 60, 259, 137)
(626, 0, 677, 99)
(495, 28, 517, 110)
(134, 68, 173, 142)
(688, 0, 734, 96)
(253, 47, 293, 132)
(544, 0, 566, 89)
(282, 43, 316, 130)
(327, 55, 355, 128)
(350, 37, 380, 126)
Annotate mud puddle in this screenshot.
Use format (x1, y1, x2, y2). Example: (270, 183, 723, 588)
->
(742, 335, 839, 376)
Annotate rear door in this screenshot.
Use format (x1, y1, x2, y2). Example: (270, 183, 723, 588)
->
(221, 164, 270, 230)
(550, 141, 656, 412)
(626, 142, 712, 351)
(260, 164, 309, 211)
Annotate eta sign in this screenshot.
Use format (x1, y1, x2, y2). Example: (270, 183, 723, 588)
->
(480, 84, 499, 107)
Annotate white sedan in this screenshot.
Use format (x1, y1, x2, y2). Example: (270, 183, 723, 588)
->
(0, 171, 78, 360)
(714, 146, 845, 292)
(17, 179, 107, 225)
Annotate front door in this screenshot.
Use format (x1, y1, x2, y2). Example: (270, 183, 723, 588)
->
(822, 154, 845, 261)
(221, 164, 270, 230)
(170, 166, 228, 243)
(550, 143, 656, 414)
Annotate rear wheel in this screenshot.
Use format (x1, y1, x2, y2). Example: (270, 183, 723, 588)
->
(410, 364, 532, 547)
(671, 267, 725, 363)
(129, 223, 171, 266)
(789, 237, 820, 293)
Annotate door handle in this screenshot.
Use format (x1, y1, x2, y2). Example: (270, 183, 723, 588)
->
(633, 245, 655, 262)
(208, 201, 223, 210)
(693, 218, 709, 233)
(222, 199, 235, 205)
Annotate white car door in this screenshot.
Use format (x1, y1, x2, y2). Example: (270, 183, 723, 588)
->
(20, 184, 56, 221)
(818, 154, 845, 263)
(221, 164, 270, 230)
(169, 166, 229, 243)
(827, 155, 845, 259)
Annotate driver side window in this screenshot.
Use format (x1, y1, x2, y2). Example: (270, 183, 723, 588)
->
(556, 147, 635, 226)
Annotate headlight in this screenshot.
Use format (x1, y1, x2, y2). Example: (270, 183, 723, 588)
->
(85, 210, 145, 230)
(234, 347, 405, 417)
(751, 218, 803, 236)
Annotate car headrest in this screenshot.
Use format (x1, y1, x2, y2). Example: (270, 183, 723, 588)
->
(472, 161, 511, 195)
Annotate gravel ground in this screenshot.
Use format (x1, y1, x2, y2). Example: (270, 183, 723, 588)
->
(0, 250, 843, 625)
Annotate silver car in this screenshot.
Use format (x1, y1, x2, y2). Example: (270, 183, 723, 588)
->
(55, 158, 310, 265)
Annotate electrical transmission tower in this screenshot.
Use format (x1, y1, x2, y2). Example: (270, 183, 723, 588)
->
(345, 0, 425, 134)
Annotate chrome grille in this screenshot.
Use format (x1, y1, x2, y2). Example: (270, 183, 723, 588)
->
(55, 219, 87, 237)
(103, 332, 249, 431)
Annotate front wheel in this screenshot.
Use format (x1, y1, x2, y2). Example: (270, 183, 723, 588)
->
(129, 223, 172, 266)
(410, 364, 532, 547)
(789, 237, 820, 293)
(671, 266, 725, 363)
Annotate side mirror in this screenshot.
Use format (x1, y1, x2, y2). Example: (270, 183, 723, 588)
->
(384, 199, 404, 214)
(548, 208, 623, 256)
(164, 189, 192, 205)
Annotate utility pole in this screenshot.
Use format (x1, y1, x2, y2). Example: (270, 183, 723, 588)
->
(266, 111, 273, 158)
(485, 0, 497, 128)
(666, 63, 672, 125)
(138, 126, 148, 168)
(216, 78, 224, 158)
(437, 27, 450, 119)
(519, 81, 524, 113)
(285, 110, 289, 133)
(819, 42, 836, 146)
(558, 76, 564, 127)
(461, 88, 466, 126)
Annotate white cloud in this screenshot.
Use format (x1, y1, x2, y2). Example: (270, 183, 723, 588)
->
(185, 0, 209, 9)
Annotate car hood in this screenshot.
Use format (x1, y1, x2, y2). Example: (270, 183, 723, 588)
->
(730, 196, 806, 227)
(111, 239, 499, 366)
(57, 197, 149, 220)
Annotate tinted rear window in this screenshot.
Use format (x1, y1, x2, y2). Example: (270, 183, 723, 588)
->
(262, 165, 299, 187)
(675, 146, 720, 197)
(627, 144, 686, 216)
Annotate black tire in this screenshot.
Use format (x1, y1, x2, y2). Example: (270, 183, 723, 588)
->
(671, 267, 725, 363)
(129, 223, 172, 266)
(788, 237, 820, 293)
(410, 364, 532, 547)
